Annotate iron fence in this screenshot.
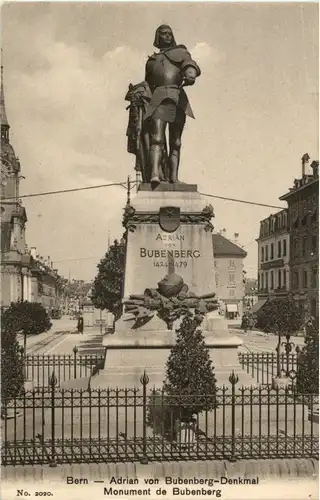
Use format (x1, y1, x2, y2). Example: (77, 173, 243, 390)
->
(238, 352, 299, 386)
(1, 370, 318, 466)
(22, 348, 106, 388)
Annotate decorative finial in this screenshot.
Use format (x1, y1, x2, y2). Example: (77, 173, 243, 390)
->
(0, 48, 9, 133)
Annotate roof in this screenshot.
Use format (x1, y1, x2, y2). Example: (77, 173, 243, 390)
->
(250, 299, 268, 314)
(279, 176, 318, 201)
(212, 233, 247, 257)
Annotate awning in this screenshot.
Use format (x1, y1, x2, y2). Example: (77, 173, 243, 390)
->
(226, 304, 238, 313)
(250, 299, 268, 314)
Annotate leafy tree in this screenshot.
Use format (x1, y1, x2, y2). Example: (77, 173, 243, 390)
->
(296, 319, 319, 395)
(163, 312, 217, 421)
(91, 239, 126, 320)
(2, 302, 52, 341)
(256, 298, 304, 376)
(1, 308, 25, 412)
(256, 298, 304, 335)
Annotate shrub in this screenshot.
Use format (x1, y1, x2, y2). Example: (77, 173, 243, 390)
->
(146, 389, 177, 441)
(163, 312, 217, 421)
(1, 313, 24, 409)
(296, 320, 319, 395)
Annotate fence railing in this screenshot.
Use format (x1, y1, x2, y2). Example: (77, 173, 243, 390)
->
(1, 370, 318, 466)
(22, 348, 105, 388)
(238, 352, 299, 386)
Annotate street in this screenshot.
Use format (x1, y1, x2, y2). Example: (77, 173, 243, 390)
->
(227, 321, 305, 353)
(17, 316, 104, 356)
(18, 317, 307, 358)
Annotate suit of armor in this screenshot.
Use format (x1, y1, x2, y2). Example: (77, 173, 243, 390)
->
(125, 26, 201, 186)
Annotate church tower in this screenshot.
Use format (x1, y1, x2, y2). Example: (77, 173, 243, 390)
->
(1, 56, 31, 306)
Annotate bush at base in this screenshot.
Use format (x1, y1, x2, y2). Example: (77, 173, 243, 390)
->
(147, 312, 218, 439)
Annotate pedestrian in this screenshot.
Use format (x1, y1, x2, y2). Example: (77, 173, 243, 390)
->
(248, 314, 254, 331)
(77, 315, 84, 334)
(241, 313, 248, 332)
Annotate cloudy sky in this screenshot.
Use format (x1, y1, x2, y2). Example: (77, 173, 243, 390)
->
(2, 2, 318, 281)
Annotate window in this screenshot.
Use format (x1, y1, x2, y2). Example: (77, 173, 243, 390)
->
(302, 236, 307, 257)
(293, 271, 299, 289)
(301, 214, 308, 226)
(228, 273, 235, 284)
(303, 270, 308, 288)
(265, 272, 269, 290)
(229, 289, 235, 297)
(277, 241, 281, 258)
(311, 235, 317, 255)
(278, 270, 282, 289)
(311, 267, 318, 288)
(260, 273, 264, 290)
(283, 239, 287, 257)
(265, 245, 269, 261)
(261, 247, 264, 263)
(270, 243, 274, 260)
(270, 271, 274, 290)
(283, 269, 287, 289)
(292, 238, 299, 258)
(229, 260, 235, 268)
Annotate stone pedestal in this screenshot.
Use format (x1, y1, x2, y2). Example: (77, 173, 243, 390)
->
(91, 184, 255, 390)
(122, 183, 215, 298)
(90, 325, 255, 389)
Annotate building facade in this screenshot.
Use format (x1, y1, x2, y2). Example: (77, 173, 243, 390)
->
(29, 250, 66, 315)
(0, 64, 66, 312)
(257, 209, 290, 300)
(213, 233, 247, 319)
(279, 154, 318, 319)
(0, 63, 33, 307)
(243, 277, 259, 309)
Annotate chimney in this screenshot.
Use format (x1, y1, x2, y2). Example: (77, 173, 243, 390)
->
(30, 246, 36, 259)
(301, 153, 310, 177)
(311, 160, 319, 178)
(234, 232, 239, 245)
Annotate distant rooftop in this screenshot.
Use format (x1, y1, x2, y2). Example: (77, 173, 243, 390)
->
(212, 233, 247, 257)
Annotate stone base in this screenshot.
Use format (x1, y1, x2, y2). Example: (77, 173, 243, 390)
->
(272, 376, 291, 390)
(139, 182, 198, 192)
(90, 321, 256, 390)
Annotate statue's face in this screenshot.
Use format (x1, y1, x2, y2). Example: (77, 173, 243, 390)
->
(157, 26, 174, 48)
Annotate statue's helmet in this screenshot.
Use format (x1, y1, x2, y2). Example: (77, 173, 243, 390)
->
(158, 273, 184, 298)
(153, 25, 176, 49)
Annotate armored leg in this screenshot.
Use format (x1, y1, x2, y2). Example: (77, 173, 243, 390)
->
(168, 118, 185, 183)
(149, 118, 166, 185)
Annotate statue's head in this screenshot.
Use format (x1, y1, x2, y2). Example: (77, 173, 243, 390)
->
(153, 25, 176, 49)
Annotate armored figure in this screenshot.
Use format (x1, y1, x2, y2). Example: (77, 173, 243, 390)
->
(125, 25, 201, 186)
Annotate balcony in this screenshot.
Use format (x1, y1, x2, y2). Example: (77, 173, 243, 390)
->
(260, 259, 284, 270)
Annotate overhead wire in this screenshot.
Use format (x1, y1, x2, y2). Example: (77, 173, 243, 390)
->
(2, 180, 285, 210)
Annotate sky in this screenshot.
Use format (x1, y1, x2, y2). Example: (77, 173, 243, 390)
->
(2, 2, 319, 281)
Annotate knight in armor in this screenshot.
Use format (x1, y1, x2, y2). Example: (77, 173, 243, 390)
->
(125, 25, 201, 186)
